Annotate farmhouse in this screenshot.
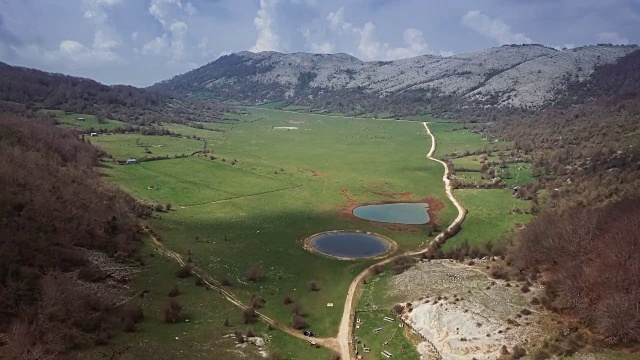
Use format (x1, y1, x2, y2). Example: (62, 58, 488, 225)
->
(125, 158, 138, 165)
(90, 132, 98, 136)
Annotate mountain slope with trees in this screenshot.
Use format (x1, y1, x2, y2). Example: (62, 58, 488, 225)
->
(0, 62, 230, 125)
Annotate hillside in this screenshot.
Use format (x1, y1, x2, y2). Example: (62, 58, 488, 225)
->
(0, 62, 230, 125)
(151, 44, 638, 116)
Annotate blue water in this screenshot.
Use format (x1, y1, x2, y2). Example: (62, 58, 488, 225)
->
(311, 232, 390, 258)
(353, 203, 430, 225)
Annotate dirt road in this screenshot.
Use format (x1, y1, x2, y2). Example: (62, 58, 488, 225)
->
(335, 122, 466, 360)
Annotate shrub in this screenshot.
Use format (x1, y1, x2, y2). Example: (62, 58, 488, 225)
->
(168, 285, 181, 297)
(194, 276, 205, 286)
(283, 295, 294, 305)
(251, 295, 266, 309)
(163, 300, 183, 323)
(245, 265, 263, 282)
(165, 203, 172, 211)
(511, 346, 526, 359)
(175, 266, 191, 278)
(308, 280, 320, 292)
(220, 277, 233, 286)
(121, 303, 144, 327)
(242, 307, 257, 324)
(489, 264, 509, 280)
(291, 314, 308, 329)
(393, 304, 405, 315)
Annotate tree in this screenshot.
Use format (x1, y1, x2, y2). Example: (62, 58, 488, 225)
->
(245, 265, 263, 282)
(163, 300, 183, 323)
(308, 280, 320, 292)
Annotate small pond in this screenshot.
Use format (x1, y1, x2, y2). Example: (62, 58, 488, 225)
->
(353, 202, 430, 225)
(309, 232, 392, 259)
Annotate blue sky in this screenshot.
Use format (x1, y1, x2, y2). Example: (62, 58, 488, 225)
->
(0, 0, 638, 86)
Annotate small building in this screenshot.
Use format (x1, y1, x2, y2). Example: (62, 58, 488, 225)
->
(125, 158, 138, 165)
(78, 117, 85, 121)
(90, 132, 98, 137)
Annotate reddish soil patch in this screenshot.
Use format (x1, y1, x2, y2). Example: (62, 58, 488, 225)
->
(312, 170, 327, 177)
(339, 189, 445, 231)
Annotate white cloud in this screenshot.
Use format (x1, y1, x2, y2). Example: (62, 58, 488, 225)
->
(14, 30, 122, 68)
(142, 35, 169, 55)
(321, 7, 443, 61)
(462, 10, 532, 45)
(597, 31, 629, 44)
(251, 0, 280, 52)
(185, 2, 197, 16)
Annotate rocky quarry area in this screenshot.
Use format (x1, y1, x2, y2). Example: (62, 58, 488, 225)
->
(389, 259, 555, 360)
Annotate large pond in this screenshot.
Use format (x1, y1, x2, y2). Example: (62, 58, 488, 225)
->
(353, 202, 430, 225)
(309, 231, 392, 259)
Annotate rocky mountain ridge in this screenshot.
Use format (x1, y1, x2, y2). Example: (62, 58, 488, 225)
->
(152, 44, 638, 114)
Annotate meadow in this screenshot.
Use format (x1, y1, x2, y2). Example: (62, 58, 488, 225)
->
(50, 106, 536, 358)
(42, 109, 127, 131)
(89, 108, 458, 343)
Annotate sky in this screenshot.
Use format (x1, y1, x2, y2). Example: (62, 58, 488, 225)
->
(0, 0, 638, 87)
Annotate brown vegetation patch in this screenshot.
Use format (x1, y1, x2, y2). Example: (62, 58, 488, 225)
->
(311, 170, 326, 177)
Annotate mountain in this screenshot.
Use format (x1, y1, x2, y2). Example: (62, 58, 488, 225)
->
(151, 44, 638, 116)
(0, 62, 229, 125)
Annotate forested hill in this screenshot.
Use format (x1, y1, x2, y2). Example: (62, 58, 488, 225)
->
(151, 44, 638, 117)
(485, 50, 640, 209)
(0, 62, 230, 125)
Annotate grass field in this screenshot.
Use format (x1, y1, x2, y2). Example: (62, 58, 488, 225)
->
(504, 163, 534, 186)
(92, 108, 458, 345)
(428, 123, 510, 159)
(102, 157, 298, 206)
(441, 189, 532, 251)
(42, 110, 128, 131)
(70, 242, 330, 360)
(90, 134, 205, 160)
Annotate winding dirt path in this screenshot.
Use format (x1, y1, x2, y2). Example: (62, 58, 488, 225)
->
(335, 122, 466, 360)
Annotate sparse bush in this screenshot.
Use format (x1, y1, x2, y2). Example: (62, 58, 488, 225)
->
(511, 346, 526, 359)
(308, 280, 320, 291)
(283, 295, 294, 305)
(489, 264, 510, 280)
(245, 265, 263, 282)
(175, 265, 191, 278)
(165, 203, 172, 211)
(163, 300, 183, 323)
(220, 277, 233, 286)
(242, 306, 257, 324)
(291, 314, 308, 329)
(121, 303, 144, 331)
(195, 276, 205, 286)
(251, 295, 266, 309)
(393, 304, 405, 315)
(269, 351, 284, 360)
(168, 285, 181, 297)
(223, 318, 230, 327)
